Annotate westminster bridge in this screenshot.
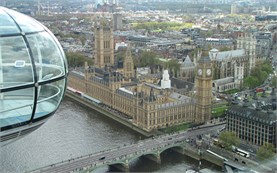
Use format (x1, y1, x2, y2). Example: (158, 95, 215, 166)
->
(30, 124, 227, 173)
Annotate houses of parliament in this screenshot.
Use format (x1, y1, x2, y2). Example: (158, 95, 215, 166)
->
(67, 18, 213, 131)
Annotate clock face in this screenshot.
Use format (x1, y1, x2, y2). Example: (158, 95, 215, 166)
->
(206, 69, 211, 76)
(198, 69, 202, 76)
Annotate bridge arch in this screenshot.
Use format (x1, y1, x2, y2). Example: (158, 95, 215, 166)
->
(128, 152, 161, 164)
(159, 144, 184, 155)
(108, 161, 129, 172)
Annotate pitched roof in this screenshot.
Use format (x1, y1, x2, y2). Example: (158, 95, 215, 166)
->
(209, 49, 245, 61)
(171, 77, 194, 91)
(182, 55, 194, 67)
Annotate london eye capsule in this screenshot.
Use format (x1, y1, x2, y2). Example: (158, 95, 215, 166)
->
(0, 7, 68, 146)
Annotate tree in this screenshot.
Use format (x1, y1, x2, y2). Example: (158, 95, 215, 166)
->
(163, 59, 181, 78)
(132, 21, 192, 32)
(66, 52, 93, 68)
(137, 51, 159, 67)
(256, 143, 275, 161)
(205, 30, 214, 37)
(252, 70, 267, 84)
(219, 131, 240, 151)
(260, 63, 273, 75)
(244, 62, 273, 89)
(244, 76, 259, 89)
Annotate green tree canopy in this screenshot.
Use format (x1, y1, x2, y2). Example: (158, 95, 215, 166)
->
(244, 76, 259, 89)
(244, 62, 273, 89)
(164, 59, 181, 77)
(66, 52, 93, 68)
(256, 143, 275, 161)
(137, 51, 159, 67)
(219, 131, 240, 151)
(132, 21, 193, 31)
(59, 32, 86, 45)
(260, 63, 273, 74)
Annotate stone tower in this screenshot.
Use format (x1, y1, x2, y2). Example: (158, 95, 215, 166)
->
(195, 56, 213, 123)
(94, 17, 114, 68)
(161, 70, 171, 89)
(123, 46, 134, 81)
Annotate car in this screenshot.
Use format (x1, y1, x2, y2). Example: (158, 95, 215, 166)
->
(99, 156, 106, 160)
(249, 149, 254, 153)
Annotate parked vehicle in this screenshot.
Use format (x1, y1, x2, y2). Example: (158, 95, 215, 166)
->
(255, 88, 264, 93)
(99, 156, 106, 160)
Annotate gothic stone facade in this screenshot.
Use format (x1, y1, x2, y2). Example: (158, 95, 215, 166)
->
(68, 71, 197, 131)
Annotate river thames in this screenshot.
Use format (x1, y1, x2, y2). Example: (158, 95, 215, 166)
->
(0, 98, 221, 172)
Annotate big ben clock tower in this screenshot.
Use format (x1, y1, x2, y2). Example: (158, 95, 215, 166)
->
(195, 56, 213, 124)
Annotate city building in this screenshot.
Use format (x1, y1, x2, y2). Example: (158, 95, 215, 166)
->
(195, 56, 213, 123)
(68, 18, 213, 131)
(236, 31, 258, 75)
(127, 35, 154, 47)
(113, 13, 123, 31)
(0, 7, 68, 146)
(68, 67, 196, 131)
(179, 55, 195, 83)
(209, 48, 246, 92)
(226, 90, 277, 149)
(120, 47, 135, 81)
(231, 4, 238, 14)
(94, 17, 115, 68)
(255, 12, 277, 21)
(255, 32, 272, 59)
(170, 77, 194, 96)
(212, 77, 237, 93)
(195, 38, 235, 51)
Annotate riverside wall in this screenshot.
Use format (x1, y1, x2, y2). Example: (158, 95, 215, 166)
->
(65, 92, 154, 137)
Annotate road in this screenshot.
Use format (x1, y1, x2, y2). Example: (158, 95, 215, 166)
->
(31, 124, 225, 173)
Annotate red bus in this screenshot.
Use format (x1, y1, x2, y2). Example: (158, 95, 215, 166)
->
(255, 88, 264, 93)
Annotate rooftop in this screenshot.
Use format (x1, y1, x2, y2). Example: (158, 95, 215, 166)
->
(209, 49, 245, 61)
(227, 89, 277, 125)
(227, 105, 276, 125)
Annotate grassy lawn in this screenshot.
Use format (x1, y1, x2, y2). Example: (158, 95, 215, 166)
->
(256, 92, 269, 97)
(159, 123, 191, 133)
(212, 105, 228, 118)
